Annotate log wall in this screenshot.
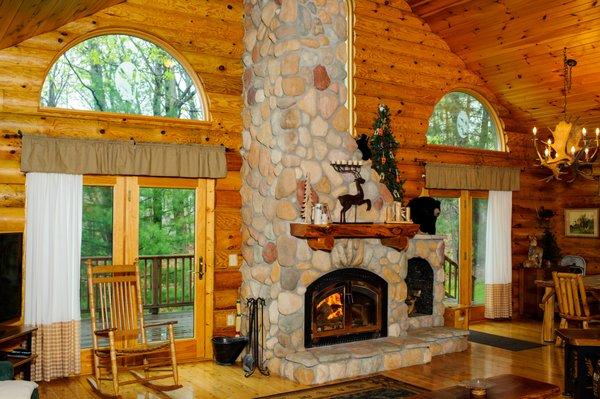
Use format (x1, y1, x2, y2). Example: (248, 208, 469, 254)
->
(555, 182, 600, 275)
(0, 0, 590, 332)
(0, 0, 244, 335)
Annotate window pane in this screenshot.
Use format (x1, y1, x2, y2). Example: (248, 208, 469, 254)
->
(139, 187, 195, 341)
(435, 197, 460, 304)
(472, 198, 488, 305)
(41, 34, 205, 120)
(427, 92, 500, 150)
(81, 185, 114, 348)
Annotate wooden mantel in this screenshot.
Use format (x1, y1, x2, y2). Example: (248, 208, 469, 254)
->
(290, 223, 420, 252)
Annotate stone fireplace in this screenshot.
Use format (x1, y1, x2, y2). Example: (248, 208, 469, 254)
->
(240, 0, 468, 385)
(305, 267, 387, 348)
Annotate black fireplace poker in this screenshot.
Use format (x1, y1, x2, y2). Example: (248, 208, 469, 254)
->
(243, 297, 269, 377)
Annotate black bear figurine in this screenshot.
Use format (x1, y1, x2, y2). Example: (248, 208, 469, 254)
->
(407, 196, 441, 235)
(355, 134, 372, 161)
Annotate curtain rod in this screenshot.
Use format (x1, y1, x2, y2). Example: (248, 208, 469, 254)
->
(3, 130, 23, 139)
(2, 131, 237, 153)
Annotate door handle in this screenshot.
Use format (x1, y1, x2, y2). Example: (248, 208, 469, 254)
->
(191, 256, 204, 280)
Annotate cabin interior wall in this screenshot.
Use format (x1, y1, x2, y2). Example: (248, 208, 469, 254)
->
(0, 0, 593, 335)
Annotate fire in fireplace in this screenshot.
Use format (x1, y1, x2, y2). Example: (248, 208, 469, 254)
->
(405, 257, 433, 316)
(305, 268, 387, 348)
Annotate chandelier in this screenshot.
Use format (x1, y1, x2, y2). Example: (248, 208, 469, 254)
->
(532, 48, 599, 182)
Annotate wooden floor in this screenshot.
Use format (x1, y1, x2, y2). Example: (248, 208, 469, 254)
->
(38, 319, 568, 399)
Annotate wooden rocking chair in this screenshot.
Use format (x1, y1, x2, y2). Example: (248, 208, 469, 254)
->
(86, 260, 181, 398)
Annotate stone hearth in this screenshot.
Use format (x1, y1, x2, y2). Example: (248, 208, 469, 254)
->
(282, 327, 468, 385)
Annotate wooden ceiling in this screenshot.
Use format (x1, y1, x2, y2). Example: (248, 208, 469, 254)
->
(0, 0, 125, 50)
(407, 0, 600, 133)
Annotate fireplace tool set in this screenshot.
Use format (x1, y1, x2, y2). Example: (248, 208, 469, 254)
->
(243, 297, 269, 377)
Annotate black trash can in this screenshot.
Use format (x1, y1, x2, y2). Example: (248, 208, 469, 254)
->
(212, 336, 248, 365)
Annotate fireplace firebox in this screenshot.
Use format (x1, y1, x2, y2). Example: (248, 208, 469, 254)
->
(304, 268, 387, 348)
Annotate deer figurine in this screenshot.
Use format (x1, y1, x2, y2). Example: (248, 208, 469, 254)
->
(338, 177, 371, 223)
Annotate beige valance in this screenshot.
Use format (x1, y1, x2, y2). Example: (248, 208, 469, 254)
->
(425, 163, 520, 191)
(21, 134, 227, 178)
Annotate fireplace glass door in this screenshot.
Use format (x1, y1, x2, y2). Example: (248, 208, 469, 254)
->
(306, 268, 387, 348)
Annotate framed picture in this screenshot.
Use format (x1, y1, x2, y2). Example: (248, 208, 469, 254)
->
(564, 208, 599, 238)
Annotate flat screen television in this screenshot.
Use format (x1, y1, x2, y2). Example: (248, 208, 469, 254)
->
(0, 232, 23, 324)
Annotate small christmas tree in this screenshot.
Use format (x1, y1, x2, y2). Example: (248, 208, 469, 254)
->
(370, 104, 405, 203)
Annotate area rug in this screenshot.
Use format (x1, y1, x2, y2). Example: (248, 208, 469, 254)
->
(468, 330, 543, 351)
(255, 374, 426, 398)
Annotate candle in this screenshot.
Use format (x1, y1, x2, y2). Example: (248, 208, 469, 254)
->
(532, 126, 537, 136)
(585, 147, 590, 161)
(236, 300, 241, 315)
(235, 315, 241, 333)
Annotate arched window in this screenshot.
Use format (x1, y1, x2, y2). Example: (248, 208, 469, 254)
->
(426, 91, 503, 151)
(41, 34, 206, 120)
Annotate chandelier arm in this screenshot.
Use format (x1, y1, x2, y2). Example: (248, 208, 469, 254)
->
(532, 138, 547, 163)
(587, 146, 599, 161)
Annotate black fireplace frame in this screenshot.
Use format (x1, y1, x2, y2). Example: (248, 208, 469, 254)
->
(304, 267, 387, 348)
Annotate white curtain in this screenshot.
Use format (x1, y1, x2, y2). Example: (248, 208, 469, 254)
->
(24, 173, 82, 381)
(484, 190, 512, 319)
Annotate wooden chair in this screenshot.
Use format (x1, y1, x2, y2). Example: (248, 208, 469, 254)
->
(86, 260, 181, 398)
(552, 272, 600, 345)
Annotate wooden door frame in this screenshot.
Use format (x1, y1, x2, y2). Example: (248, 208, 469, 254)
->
(427, 189, 488, 318)
(80, 176, 215, 373)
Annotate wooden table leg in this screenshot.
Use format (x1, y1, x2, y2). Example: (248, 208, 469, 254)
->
(541, 287, 555, 343)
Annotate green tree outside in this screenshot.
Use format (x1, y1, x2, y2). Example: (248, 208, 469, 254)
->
(41, 34, 203, 120)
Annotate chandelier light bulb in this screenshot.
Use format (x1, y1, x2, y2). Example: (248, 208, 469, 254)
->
(596, 128, 600, 137)
(547, 138, 552, 146)
(570, 146, 576, 155)
(532, 126, 537, 136)
(544, 148, 550, 158)
(582, 127, 587, 137)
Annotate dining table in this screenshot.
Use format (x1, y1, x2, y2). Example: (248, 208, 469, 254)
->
(535, 274, 600, 342)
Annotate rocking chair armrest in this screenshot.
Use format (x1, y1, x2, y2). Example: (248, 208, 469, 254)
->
(94, 327, 117, 336)
(143, 320, 178, 329)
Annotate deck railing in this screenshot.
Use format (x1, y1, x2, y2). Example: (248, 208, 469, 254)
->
(80, 254, 195, 314)
(443, 256, 459, 300)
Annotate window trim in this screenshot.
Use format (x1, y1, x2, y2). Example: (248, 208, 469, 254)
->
(38, 28, 211, 124)
(426, 88, 507, 152)
(346, 0, 356, 137)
